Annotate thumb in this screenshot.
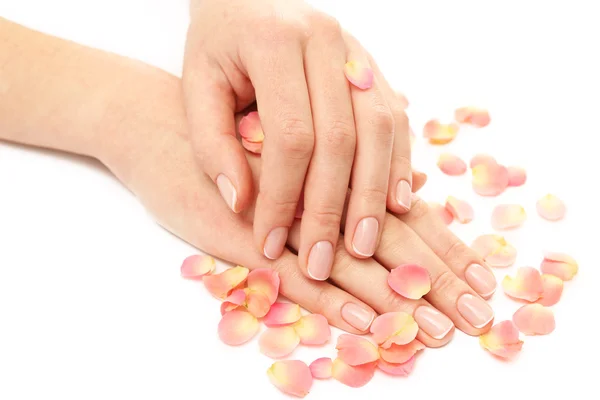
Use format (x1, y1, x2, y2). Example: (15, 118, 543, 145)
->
(183, 57, 253, 213)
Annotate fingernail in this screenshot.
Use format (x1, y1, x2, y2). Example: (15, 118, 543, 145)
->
(216, 174, 238, 213)
(465, 264, 497, 297)
(396, 180, 412, 210)
(352, 217, 379, 257)
(263, 227, 288, 260)
(457, 293, 495, 329)
(341, 303, 376, 332)
(307, 241, 334, 281)
(414, 306, 454, 340)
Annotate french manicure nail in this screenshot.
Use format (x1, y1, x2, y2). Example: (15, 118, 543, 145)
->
(414, 306, 454, 340)
(396, 180, 412, 210)
(216, 174, 238, 213)
(352, 217, 379, 257)
(465, 264, 497, 297)
(263, 227, 288, 260)
(457, 293, 495, 328)
(341, 303, 375, 332)
(307, 241, 334, 281)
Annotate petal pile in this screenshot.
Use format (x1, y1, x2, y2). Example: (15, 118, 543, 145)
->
(263, 303, 303, 327)
(437, 153, 467, 176)
(259, 313, 331, 358)
(218, 309, 260, 346)
(331, 358, 377, 388)
(471, 234, 517, 268)
(513, 304, 555, 336)
(378, 340, 425, 364)
(180, 254, 216, 279)
(454, 107, 491, 127)
(267, 360, 313, 398)
(259, 326, 301, 358)
(491, 204, 526, 230)
(336, 334, 380, 366)
(536, 194, 566, 221)
(377, 356, 416, 376)
(239, 111, 264, 154)
(445, 196, 474, 224)
(203, 266, 249, 299)
(370, 312, 419, 348)
(429, 202, 454, 225)
(479, 320, 523, 359)
(423, 119, 460, 144)
(502, 267, 543, 302)
(388, 264, 431, 299)
(540, 252, 578, 281)
(344, 61, 374, 90)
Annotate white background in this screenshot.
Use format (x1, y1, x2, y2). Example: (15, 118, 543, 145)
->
(1, 1, 599, 399)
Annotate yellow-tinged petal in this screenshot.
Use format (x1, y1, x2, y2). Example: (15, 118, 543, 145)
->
(218, 310, 259, 346)
(180, 255, 215, 279)
(331, 358, 376, 388)
(513, 304, 555, 336)
(202, 266, 249, 299)
(536, 194, 566, 221)
(540, 252, 578, 281)
(335, 334, 380, 366)
(293, 314, 331, 345)
(263, 302, 302, 327)
(247, 268, 280, 305)
(259, 326, 300, 358)
(388, 264, 431, 299)
(309, 358, 333, 379)
(344, 61, 374, 90)
(491, 204, 526, 230)
(479, 320, 523, 359)
(267, 360, 313, 398)
(454, 107, 491, 127)
(370, 312, 419, 347)
(239, 111, 264, 143)
(502, 267, 543, 302)
(445, 196, 474, 224)
(423, 119, 459, 144)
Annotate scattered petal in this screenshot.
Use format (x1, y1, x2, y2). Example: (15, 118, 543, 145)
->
(536, 194, 566, 221)
(218, 310, 259, 346)
(370, 312, 419, 347)
(263, 303, 302, 327)
(335, 334, 380, 366)
(536, 274, 564, 306)
(242, 138, 262, 154)
(502, 267, 543, 302)
(180, 255, 216, 279)
(378, 340, 425, 364)
(377, 356, 416, 377)
(479, 320, 523, 359)
(472, 163, 509, 196)
(491, 204, 526, 230)
(267, 360, 313, 398)
(309, 358, 333, 380)
(203, 266, 249, 299)
(445, 196, 474, 224)
(540, 252, 578, 281)
(507, 166, 527, 187)
(344, 61, 374, 90)
(513, 304, 555, 336)
(423, 119, 459, 144)
(388, 264, 431, 299)
(470, 153, 496, 169)
(259, 326, 301, 358)
(454, 107, 491, 127)
(245, 290, 272, 318)
(437, 153, 467, 176)
(331, 358, 376, 388)
(293, 314, 331, 345)
(220, 289, 247, 315)
(429, 202, 454, 225)
(247, 269, 280, 305)
(471, 234, 517, 268)
(239, 111, 264, 143)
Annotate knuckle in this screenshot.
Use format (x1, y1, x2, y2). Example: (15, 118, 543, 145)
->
(322, 119, 356, 156)
(442, 239, 471, 263)
(258, 191, 299, 216)
(392, 107, 409, 133)
(308, 12, 342, 38)
(381, 284, 413, 313)
(278, 117, 314, 160)
(430, 269, 459, 295)
(305, 206, 343, 231)
(359, 186, 388, 205)
(391, 152, 411, 171)
(313, 288, 337, 315)
(408, 196, 429, 219)
(370, 105, 395, 138)
(255, 14, 310, 43)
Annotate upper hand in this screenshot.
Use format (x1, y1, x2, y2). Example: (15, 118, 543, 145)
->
(183, 0, 413, 282)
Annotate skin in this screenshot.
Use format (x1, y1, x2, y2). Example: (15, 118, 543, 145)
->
(0, 18, 496, 349)
(184, 0, 413, 282)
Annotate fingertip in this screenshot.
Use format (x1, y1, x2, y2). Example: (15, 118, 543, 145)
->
(305, 240, 334, 281)
(386, 178, 413, 214)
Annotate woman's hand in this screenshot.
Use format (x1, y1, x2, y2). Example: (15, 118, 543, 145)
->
(101, 75, 495, 348)
(183, 0, 413, 282)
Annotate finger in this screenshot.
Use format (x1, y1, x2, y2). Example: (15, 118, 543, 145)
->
(297, 17, 356, 281)
(367, 53, 413, 214)
(288, 222, 454, 347)
(342, 42, 393, 259)
(374, 214, 495, 335)
(183, 54, 253, 213)
(246, 43, 314, 261)
(394, 195, 498, 298)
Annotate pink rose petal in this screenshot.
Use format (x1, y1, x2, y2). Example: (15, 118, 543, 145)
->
(445, 196, 474, 224)
(513, 304, 555, 336)
(507, 166, 527, 187)
(180, 255, 215, 279)
(309, 358, 333, 380)
(388, 264, 431, 300)
(437, 153, 467, 176)
(259, 326, 300, 358)
(331, 358, 377, 388)
(491, 204, 526, 230)
(335, 334, 380, 366)
(267, 360, 313, 398)
(218, 310, 259, 346)
(263, 303, 302, 327)
(377, 356, 416, 376)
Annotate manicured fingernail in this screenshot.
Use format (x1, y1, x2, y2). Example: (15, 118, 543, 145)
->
(465, 264, 497, 297)
(307, 241, 334, 281)
(341, 303, 375, 332)
(263, 227, 288, 260)
(396, 180, 412, 210)
(414, 306, 454, 340)
(457, 293, 495, 328)
(216, 174, 238, 213)
(352, 217, 379, 257)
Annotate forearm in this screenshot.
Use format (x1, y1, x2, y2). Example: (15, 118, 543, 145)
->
(0, 18, 183, 161)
